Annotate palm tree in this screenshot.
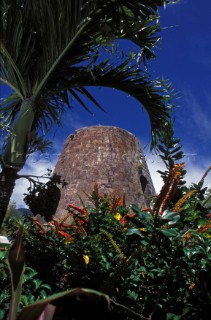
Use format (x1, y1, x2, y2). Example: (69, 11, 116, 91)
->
(0, 0, 175, 227)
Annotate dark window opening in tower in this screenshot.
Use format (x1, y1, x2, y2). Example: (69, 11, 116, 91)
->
(140, 175, 148, 193)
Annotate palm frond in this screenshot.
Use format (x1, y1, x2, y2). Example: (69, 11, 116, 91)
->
(0, 0, 36, 96)
(28, 0, 98, 97)
(0, 42, 26, 97)
(47, 57, 174, 148)
(0, 93, 22, 126)
(1, 0, 172, 96)
(32, 99, 63, 132)
(1, 0, 175, 100)
(1, 0, 177, 147)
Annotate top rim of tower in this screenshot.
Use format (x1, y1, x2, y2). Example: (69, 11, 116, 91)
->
(67, 125, 136, 139)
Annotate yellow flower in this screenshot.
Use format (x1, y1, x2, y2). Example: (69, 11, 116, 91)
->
(83, 254, 89, 265)
(203, 234, 211, 239)
(64, 238, 73, 245)
(114, 212, 122, 220)
(140, 228, 147, 232)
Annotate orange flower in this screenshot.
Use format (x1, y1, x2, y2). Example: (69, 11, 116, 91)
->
(152, 163, 185, 215)
(200, 223, 211, 233)
(189, 282, 196, 290)
(57, 230, 74, 240)
(110, 194, 126, 213)
(120, 213, 136, 225)
(31, 217, 46, 234)
(67, 204, 88, 222)
(183, 232, 193, 242)
(173, 190, 197, 213)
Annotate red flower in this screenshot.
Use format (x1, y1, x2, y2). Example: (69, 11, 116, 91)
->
(67, 204, 88, 223)
(57, 230, 74, 240)
(142, 207, 150, 212)
(120, 213, 136, 225)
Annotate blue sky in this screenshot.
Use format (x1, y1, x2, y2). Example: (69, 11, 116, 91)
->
(1, 0, 211, 207)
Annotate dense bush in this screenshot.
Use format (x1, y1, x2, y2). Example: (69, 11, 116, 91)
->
(4, 170, 211, 319)
(0, 248, 51, 320)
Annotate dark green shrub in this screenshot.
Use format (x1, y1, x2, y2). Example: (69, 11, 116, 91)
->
(0, 248, 51, 320)
(4, 176, 211, 319)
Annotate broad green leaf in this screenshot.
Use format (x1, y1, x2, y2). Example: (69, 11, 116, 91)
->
(0, 250, 8, 259)
(197, 219, 210, 228)
(130, 204, 144, 214)
(0, 310, 5, 319)
(126, 228, 145, 238)
(184, 246, 206, 259)
(161, 210, 180, 223)
(157, 228, 178, 238)
(140, 239, 149, 246)
(7, 226, 25, 320)
(127, 290, 138, 300)
(17, 288, 110, 320)
(131, 204, 153, 221)
(167, 313, 182, 320)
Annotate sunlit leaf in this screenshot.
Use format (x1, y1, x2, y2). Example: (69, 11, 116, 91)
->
(157, 228, 178, 238)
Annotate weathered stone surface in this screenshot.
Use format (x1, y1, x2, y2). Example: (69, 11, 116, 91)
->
(54, 126, 155, 217)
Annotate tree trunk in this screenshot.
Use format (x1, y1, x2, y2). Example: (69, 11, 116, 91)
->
(0, 167, 18, 229)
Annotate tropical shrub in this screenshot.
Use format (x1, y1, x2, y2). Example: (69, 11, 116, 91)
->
(3, 129, 210, 319)
(4, 169, 211, 319)
(0, 227, 109, 320)
(0, 244, 51, 320)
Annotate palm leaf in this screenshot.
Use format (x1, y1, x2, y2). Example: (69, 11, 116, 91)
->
(1, 0, 176, 148)
(46, 57, 174, 148)
(1, 0, 171, 96)
(0, 93, 22, 126)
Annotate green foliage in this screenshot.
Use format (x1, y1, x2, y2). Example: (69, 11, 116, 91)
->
(203, 188, 211, 209)
(1, 202, 19, 236)
(5, 202, 17, 217)
(0, 228, 109, 320)
(4, 180, 211, 319)
(0, 244, 51, 320)
(3, 137, 211, 319)
(157, 124, 185, 181)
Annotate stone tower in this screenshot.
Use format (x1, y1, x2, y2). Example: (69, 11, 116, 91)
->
(54, 126, 155, 217)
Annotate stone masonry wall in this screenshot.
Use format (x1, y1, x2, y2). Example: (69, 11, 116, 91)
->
(54, 126, 156, 218)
